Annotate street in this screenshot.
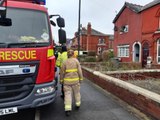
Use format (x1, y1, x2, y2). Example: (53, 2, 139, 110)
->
(0, 108, 36, 120)
(40, 79, 142, 120)
(1, 79, 144, 120)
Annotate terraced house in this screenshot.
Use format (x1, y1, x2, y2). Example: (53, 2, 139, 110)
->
(72, 22, 114, 55)
(113, 0, 160, 67)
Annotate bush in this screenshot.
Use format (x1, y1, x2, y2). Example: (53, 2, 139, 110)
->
(78, 55, 87, 62)
(119, 62, 141, 70)
(102, 50, 114, 61)
(87, 51, 96, 56)
(84, 56, 96, 62)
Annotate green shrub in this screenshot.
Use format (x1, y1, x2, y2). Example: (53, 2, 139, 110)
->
(78, 55, 86, 62)
(102, 50, 114, 61)
(87, 51, 96, 56)
(84, 56, 96, 62)
(119, 62, 141, 70)
(96, 55, 102, 62)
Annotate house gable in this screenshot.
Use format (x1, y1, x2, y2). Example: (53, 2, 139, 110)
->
(113, 0, 160, 66)
(113, 2, 142, 23)
(113, 2, 142, 63)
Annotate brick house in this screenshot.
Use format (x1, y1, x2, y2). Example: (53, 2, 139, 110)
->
(113, 0, 160, 67)
(141, 0, 160, 67)
(113, 2, 142, 63)
(72, 22, 114, 55)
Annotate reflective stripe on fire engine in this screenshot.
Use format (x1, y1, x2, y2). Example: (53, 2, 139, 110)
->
(47, 49, 54, 57)
(64, 77, 79, 82)
(65, 69, 78, 72)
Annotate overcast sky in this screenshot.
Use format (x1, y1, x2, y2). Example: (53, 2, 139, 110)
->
(46, 0, 153, 42)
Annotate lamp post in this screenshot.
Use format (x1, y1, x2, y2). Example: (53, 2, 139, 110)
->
(77, 0, 81, 56)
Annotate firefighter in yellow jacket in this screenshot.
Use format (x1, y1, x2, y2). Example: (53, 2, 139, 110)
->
(60, 49, 83, 116)
(56, 46, 68, 68)
(56, 45, 68, 98)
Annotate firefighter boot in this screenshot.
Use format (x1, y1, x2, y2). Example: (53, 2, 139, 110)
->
(75, 105, 80, 110)
(65, 111, 71, 116)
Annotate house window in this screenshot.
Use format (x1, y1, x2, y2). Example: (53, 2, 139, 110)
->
(98, 38, 105, 44)
(97, 47, 102, 54)
(118, 45, 129, 57)
(159, 16, 160, 29)
(119, 25, 129, 34)
(157, 39, 160, 63)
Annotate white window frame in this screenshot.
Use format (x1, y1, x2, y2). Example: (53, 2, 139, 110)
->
(97, 47, 102, 54)
(117, 45, 129, 57)
(119, 25, 129, 34)
(157, 39, 160, 64)
(124, 25, 129, 32)
(158, 16, 160, 29)
(98, 38, 105, 44)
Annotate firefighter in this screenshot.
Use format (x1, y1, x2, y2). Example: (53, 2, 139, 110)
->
(56, 51, 61, 67)
(74, 50, 78, 58)
(60, 49, 83, 116)
(60, 45, 68, 67)
(57, 45, 68, 98)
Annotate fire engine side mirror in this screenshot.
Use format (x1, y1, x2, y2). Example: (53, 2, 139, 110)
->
(0, 18, 12, 26)
(56, 17, 65, 28)
(58, 28, 66, 44)
(0, 6, 12, 26)
(50, 20, 56, 26)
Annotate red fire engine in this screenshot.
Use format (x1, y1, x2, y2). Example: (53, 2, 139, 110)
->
(0, 0, 66, 116)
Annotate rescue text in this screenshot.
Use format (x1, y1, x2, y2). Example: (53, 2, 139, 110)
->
(0, 50, 37, 61)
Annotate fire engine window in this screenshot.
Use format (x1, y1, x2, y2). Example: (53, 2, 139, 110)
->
(0, 8, 50, 43)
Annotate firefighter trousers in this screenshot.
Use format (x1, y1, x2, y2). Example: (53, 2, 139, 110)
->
(64, 83, 81, 111)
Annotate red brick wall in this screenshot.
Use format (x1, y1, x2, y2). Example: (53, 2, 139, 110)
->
(81, 34, 109, 53)
(142, 5, 160, 34)
(141, 4, 160, 64)
(81, 35, 87, 50)
(113, 7, 142, 62)
(82, 68, 160, 120)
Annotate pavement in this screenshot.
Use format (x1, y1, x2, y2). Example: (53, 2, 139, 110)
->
(40, 79, 148, 120)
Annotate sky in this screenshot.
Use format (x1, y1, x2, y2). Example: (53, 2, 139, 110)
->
(46, 0, 153, 42)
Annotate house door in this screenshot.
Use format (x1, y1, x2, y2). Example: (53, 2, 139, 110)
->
(133, 43, 140, 62)
(142, 42, 149, 67)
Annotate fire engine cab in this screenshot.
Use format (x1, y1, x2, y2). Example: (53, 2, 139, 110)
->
(0, 0, 66, 116)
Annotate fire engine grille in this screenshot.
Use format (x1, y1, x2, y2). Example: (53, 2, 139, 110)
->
(0, 61, 39, 103)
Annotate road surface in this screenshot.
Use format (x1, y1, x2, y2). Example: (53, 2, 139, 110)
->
(40, 79, 143, 120)
(1, 79, 146, 120)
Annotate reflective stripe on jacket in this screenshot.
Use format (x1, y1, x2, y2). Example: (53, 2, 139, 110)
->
(60, 58, 83, 85)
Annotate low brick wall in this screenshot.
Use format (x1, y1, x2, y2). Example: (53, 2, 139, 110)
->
(82, 67, 160, 120)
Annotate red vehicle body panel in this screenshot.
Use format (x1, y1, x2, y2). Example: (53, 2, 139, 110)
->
(5, 1, 47, 12)
(1, 1, 55, 84)
(0, 0, 58, 112)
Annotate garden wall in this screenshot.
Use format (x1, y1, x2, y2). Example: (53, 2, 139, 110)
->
(82, 66, 160, 120)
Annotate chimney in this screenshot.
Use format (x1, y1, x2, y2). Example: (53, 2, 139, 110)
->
(87, 22, 91, 35)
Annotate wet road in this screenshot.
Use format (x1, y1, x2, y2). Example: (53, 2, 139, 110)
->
(1, 79, 144, 120)
(0, 108, 36, 120)
(40, 80, 142, 120)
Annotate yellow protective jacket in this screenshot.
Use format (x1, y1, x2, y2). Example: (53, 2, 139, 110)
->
(74, 50, 78, 58)
(60, 57, 83, 85)
(56, 51, 68, 67)
(56, 52, 61, 67)
(60, 51, 68, 67)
